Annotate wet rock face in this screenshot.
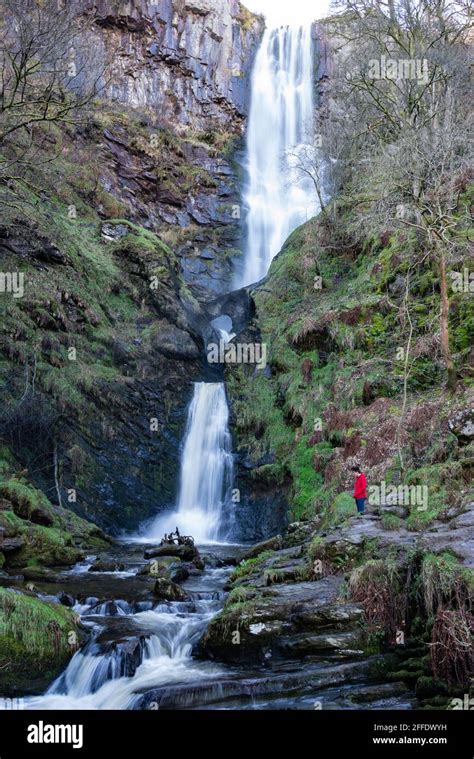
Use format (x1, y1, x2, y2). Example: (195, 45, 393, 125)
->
(98, 118, 244, 295)
(78, 0, 264, 131)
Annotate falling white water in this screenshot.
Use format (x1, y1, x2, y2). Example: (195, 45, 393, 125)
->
(237, 24, 317, 287)
(23, 576, 230, 710)
(142, 383, 234, 544)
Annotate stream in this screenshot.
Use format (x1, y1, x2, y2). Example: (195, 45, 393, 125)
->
(17, 542, 414, 710)
(23, 544, 235, 710)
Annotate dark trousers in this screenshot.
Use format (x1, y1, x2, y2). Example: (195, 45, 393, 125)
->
(355, 498, 366, 513)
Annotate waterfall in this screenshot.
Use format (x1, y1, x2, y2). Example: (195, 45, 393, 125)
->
(237, 24, 317, 287)
(143, 383, 234, 544)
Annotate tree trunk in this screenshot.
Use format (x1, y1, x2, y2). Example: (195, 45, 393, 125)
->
(438, 247, 456, 392)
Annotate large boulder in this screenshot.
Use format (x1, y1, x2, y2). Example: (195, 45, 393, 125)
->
(21, 567, 61, 583)
(144, 544, 197, 562)
(153, 578, 189, 602)
(0, 536, 25, 554)
(201, 576, 365, 663)
(449, 408, 474, 445)
(89, 557, 125, 573)
(0, 588, 82, 695)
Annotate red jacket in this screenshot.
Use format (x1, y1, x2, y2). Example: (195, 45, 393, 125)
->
(354, 472, 367, 499)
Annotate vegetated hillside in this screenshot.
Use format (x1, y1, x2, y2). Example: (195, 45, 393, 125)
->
(228, 205, 473, 531)
(0, 0, 263, 690)
(223, 0, 473, 686)
(220, 165, 473, 704)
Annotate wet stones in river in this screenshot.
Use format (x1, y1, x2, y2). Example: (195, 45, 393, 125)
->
(153, 577, 189, 602)
(144, 543, 200, 563)
(138, 557, 190, 584)
(169, 565, 190, 584)
(58, 592, 75, 607)
(88, 557, 126, 573)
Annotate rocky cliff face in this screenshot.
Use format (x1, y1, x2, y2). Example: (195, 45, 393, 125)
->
(69, 0, 264, 296)
(78, 0, 264, 132)
(0, 1, 264, 533)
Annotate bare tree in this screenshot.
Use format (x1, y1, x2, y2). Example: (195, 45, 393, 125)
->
(0, 0, 110, 207)
(318, 0, 472, 390)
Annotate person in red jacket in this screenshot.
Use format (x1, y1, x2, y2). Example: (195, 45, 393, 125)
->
(352, 465, 367, 516)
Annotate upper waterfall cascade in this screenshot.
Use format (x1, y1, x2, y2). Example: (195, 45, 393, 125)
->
(238, 24, 317, 287)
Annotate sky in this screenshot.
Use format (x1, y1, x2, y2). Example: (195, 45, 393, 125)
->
(243, 0, 332, 26)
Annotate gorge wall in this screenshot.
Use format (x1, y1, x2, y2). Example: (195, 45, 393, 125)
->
(78, 0, 264, 131)
(0, 0, 264, 534)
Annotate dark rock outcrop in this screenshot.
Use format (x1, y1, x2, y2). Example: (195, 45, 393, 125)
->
(448, 407, 474, 445)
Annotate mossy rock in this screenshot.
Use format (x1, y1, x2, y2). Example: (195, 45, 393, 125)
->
(0, 588, 83, 695)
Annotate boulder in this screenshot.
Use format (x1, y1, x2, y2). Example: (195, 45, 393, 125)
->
(0, 587, 82, 695)
(170, 565, 190, 584)
(21, 567, 61, 583)
(448, 408, 474, 444)
(58, 592, 75, 607)
(28, 507, 54, 527)
(276, 630, 365, 657)
(144, 544, 197, 562)
(137, 557, 177, 576)
(240, 535, 283, 561)
(153, 578, 189, 602)
(0, 536, 24, 553)
(201, 576, 364, 663)
(89, 557, 126, 573)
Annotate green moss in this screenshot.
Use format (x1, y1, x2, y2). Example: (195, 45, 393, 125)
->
(0, 478, 49, 517)
(227, 198, 472, 534)
(0, 588, 81, 695)
(420, 552, 473, 617)
(0, 468, 107, 568)
(381, 513, 404, 530)
(289, 439, 324, 520)
(226, 586, 257, 607)
(230, 550, 274, 583)
(237, 2, 261, 30)
(322, 492, 357, 529)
